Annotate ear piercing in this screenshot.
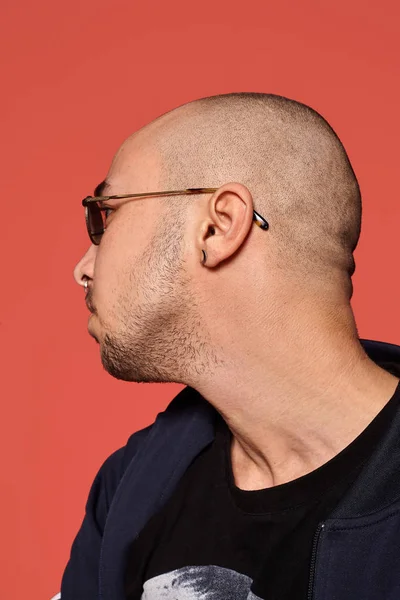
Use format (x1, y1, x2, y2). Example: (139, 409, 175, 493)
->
(201, 226, 214, 265)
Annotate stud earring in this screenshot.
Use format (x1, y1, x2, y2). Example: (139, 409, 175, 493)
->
(201, 250, 207, 265)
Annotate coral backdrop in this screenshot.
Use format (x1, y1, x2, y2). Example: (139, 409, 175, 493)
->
(0, 1, 399, 599)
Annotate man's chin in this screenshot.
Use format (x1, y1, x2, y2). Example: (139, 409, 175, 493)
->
(90, 332, 100, 344)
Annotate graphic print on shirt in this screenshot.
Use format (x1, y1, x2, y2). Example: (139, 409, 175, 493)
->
(141, 565, 262, 599)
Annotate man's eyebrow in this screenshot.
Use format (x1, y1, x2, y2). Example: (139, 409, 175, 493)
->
(94, 180, 109, 197)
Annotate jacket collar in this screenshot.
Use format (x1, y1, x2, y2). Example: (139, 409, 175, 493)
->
(330, 339, 400, 518)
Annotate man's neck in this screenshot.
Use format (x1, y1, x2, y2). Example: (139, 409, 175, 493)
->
(192, 305, 399, 490)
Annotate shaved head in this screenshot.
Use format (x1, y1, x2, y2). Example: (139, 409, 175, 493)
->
(75, 92, 364, 385)
(143, 93, 361, 297)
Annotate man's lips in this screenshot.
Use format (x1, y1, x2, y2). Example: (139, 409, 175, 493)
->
(85, 294, 96, 315)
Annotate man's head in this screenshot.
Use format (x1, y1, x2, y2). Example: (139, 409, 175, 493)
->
(74, 93, 362, 385)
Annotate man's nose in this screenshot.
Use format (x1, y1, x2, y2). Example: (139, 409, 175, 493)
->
(73, 244, 97, 288)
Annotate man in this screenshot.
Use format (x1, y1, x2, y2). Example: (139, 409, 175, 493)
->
(62, 93, 400, 600)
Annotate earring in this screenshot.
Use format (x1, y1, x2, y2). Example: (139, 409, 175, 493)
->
(201, 249, 207, 265)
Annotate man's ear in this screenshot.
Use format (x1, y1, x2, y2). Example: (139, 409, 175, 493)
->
(197, 183, 254, 268)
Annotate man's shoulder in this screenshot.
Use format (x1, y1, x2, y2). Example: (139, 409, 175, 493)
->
(101, 424, 153, 483)
(96, 385, 208, 498)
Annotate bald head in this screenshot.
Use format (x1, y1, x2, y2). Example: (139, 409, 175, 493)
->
(75, 93, 365, 384)
(139, 93, 361, 298)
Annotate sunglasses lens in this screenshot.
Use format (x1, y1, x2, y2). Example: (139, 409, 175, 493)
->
(86, 203, 105, 245)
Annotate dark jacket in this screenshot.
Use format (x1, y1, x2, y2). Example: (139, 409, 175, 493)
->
(61, 339, 400, 600)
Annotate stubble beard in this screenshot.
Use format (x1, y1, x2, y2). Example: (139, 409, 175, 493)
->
(99, 210, 217, 385)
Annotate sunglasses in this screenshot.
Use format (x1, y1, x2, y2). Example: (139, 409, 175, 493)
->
(82, 187, 269, 246)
